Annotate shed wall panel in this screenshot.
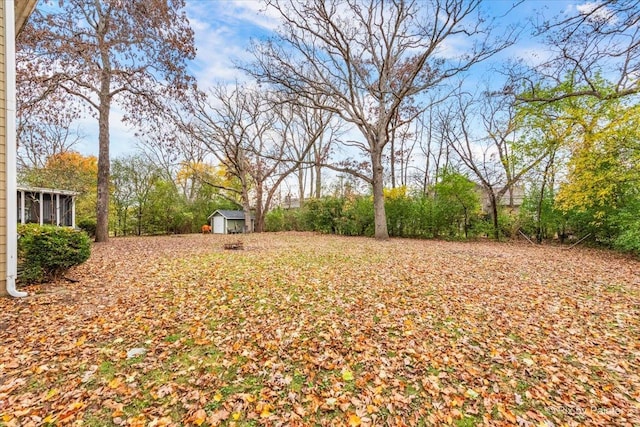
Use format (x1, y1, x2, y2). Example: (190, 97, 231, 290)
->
(213, 215, 225, 234)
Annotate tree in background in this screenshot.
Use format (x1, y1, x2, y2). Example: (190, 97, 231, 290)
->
(443, 90, 552, 240)
(513, 1, 640, 102)
(189, 84, 270, 231)
(21, 152, 98, 225)
(515, 86, 572, 242)
(16, 103, 83, 172)
(249, 0, 517, 239)
(277, 97, 338, 204)
(553, 90, 640, 248)
(110, 155, 162, 236)
(18, 0, 196, 242)
(189, 85, 319, 232)
(431, 169, 480, 239)
(110, 159, 134, 236)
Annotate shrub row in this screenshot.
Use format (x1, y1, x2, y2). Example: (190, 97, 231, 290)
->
(265, 191, 499, 240)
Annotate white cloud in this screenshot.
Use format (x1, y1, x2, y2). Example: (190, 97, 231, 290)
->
(227, 0, 281, 31)
(514, 46, 555, 67)
(575, 2, 617, 23)
(74, 108, 138, 159)
(186, 1, 281, 90)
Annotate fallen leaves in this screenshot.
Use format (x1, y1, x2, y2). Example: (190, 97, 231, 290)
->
(1, 232, 639, 425)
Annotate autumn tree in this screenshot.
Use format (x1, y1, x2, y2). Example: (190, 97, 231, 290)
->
(432, 169, 480, 239)
(514, 87, 573, 242)
(188, 85, 267, 231)
(17, 0, 196, 242)
(21, 151, 98, 224)
(553, 91, 640, 247)
(16, 98, 83, 171)
(110, 155, 162, 236)
(248, 0, 517, 239)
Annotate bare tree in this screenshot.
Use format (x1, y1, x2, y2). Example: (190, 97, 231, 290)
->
(16, 70, 86, 172)
(17, 0, 196, 242)
(188, 85, 262, 229)
(136, 124, 214, 202)
(17, 112, 83, 171)
(188, 85, 318, 232)
(387, 112, 418, 188)
(248, 0, 518, 239)
(443, 90, 550, 239)
(512, 0, 640, 102)
(278, 98, 338, 203)
(415, 105, 451, 194)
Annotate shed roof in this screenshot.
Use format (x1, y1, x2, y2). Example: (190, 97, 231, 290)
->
(208, 210, 247, 220)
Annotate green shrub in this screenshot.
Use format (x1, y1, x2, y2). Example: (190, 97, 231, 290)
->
(614, 226, 640, 255)
(338, 196, 374, 236)
(265, 207, 286, 232)
(301, 197, 345, 234)
(610, 202, 640, 254)
(18, 224, 92, 283)
(77, 218, 97, 238)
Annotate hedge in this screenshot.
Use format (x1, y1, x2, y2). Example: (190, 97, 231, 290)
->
(18, 224, 91, 283)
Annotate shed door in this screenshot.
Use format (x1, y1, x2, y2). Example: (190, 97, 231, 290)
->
(213, 216, 225, 234)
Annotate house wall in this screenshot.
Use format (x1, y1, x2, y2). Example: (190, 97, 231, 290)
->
(0, 1, 7, 296)
(1, 1, 38, 297)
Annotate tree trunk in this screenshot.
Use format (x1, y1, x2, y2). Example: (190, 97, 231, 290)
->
(536, 184, 545, 244)
(490, 193, 500, 241)
(536, 151, 555, 243)
(95, 96, 111, 242)
(241, 176, 252, 233)
(297, 167, 305, 207)
(371, 150, 389, 240)
(463, 206, 469, 239)
(422, 154, 430, 195)
(314, 148, 322, 198)
(390, 132, 396, 188)
(255, 183, 264, 232)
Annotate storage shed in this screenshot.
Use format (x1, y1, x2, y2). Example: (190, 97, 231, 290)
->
(208, 210, 254, 234)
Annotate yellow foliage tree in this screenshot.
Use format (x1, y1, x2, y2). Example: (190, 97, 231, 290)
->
(22, 151, 98, 222)
(556, 100, 640, 220)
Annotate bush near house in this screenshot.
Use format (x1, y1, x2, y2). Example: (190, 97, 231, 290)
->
(18, 224, 91, 284)
(77, 218, 97, 238)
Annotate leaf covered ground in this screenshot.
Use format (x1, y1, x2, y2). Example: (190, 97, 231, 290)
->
(1, 232, 639, 426)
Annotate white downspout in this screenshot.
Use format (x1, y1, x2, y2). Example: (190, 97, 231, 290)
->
(5, 0, 26, 297)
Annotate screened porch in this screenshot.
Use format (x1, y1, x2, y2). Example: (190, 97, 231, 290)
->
(17, 186, 78, 227)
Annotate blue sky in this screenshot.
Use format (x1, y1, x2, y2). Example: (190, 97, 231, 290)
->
(73, 0, 587, 159)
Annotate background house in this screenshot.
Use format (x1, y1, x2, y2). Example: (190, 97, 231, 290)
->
(478, 184, 526, 214)
(280, 194, 301, 209)
(208, 210, 254, 234)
